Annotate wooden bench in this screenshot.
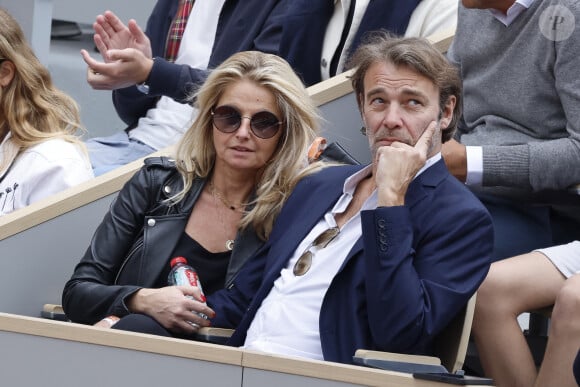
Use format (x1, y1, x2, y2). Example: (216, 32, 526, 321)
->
(0, 312, 492, 386)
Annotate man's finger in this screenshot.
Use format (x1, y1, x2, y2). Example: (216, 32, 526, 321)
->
(93, 35, 110, 60)
(80, 49, 100, 68)
(106, 48, 134, 62)
(414, 120, 437, 154)
(104, 10, 126, 33)
(128, 20, 148, 45)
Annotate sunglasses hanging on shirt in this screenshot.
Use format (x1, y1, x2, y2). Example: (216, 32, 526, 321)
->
(293, 227, 340, 276)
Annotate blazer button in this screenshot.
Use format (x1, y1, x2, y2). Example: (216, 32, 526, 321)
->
(147, 219, 156, 227)
(164, 185, 172, 194)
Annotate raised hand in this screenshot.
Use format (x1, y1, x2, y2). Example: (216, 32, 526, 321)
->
(375, 121, 437, 206)
(93, 11, 152, 62)
(81, 47, 154, 90)
(81, 10, 153, 90)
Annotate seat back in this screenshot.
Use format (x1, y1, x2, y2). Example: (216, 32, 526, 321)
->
(432, 293, 477, 373)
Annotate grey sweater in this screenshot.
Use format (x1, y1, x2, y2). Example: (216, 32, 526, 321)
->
(447, 1, 580, 193)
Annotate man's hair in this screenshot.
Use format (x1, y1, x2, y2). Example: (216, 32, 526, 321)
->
(172, 50, 320, 240)
(348, 31, 462, 143)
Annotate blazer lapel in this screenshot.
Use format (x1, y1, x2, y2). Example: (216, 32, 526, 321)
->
(405, 159, 448, 208)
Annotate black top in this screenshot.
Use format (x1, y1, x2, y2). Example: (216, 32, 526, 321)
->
(157, 232, 231, 296)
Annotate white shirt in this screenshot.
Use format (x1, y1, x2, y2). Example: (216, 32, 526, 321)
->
(465, 0, 535, 186)
(243, 154, 442, 360)
(130, 0, 226, 150)
(0, 133, 93, 216)
(490, 0, 535, 26)
(319, 0, 458, 81)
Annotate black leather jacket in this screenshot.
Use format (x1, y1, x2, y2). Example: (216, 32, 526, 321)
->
(62, 157, 263, 324)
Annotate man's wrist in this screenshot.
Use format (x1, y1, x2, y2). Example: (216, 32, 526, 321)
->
(136, 58, 155, 94)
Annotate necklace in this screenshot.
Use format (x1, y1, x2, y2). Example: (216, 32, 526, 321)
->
(208, 181, 244, 212)
(209, 181, 235, 251)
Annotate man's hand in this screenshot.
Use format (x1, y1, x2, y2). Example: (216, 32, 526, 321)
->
(127, 286, 215, 335)
(441, 139, 467, 183)
(82, 10, 153, 90)
(375, 121, 436, 206)
(82, 48, 154, 90)
(93, 11, 152, 62)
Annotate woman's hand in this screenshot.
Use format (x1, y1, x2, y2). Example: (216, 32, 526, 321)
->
(127, 286, 215, 334)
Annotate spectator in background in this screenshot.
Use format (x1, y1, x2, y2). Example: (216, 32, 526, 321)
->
(444, 0, 580, 261)
(473, 241, 580, 387)
(63, 51, 322, 333)
(81, 0, 289, 175)
(0, 7, 93, 216)
(279, 0, 458, 86)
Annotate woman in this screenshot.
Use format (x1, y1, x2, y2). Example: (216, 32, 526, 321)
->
(0, 8, 93, 215)
(473, 241, 580, 387)
(62, 50, 321, 336)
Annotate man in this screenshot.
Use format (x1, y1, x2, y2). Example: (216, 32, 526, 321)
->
(444, 0, 580, 261)
(184, 33, 493, 364)
(279, 0, 458, 86)
(81, 0, 288, 175)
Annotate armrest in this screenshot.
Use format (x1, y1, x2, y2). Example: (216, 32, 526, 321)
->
(353, 349, 448, 374)
(195, 327, 234, 345)
(41, 304, 68, 322)
(39, 305, 237, 342)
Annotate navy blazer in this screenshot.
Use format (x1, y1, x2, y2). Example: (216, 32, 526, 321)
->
(208, 160, 493, 364)
(279, 0, 421, 86)
(113, 0, 289, 126)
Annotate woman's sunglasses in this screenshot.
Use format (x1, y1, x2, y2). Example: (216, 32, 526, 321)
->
(211, 105, 282, 139)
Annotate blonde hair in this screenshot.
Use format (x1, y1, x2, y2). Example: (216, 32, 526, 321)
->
(0, 7, 85, 171)
(173, 51, 320, 240)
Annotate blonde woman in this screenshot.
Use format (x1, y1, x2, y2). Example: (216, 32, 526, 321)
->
(0, 8, 93, 215)
(63, 51, 321, 336)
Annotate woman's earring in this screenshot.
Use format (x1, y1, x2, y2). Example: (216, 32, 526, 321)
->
(360, 126, 367, 136)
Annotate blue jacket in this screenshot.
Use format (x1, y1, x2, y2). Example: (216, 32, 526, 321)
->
(208, 160, 493, 364)
(113, 0, 289, 126)
(279, 0, 422, 86)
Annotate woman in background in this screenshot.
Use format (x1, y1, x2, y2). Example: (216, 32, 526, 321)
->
(0, 8, 93, 215)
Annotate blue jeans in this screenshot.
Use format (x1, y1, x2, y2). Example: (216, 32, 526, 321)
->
(86, 131, 156, 176)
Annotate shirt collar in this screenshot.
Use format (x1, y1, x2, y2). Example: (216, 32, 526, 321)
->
(491, 0, 535, 26)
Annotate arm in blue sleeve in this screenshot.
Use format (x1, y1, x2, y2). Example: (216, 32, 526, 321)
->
(362, 198, 492, 353)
